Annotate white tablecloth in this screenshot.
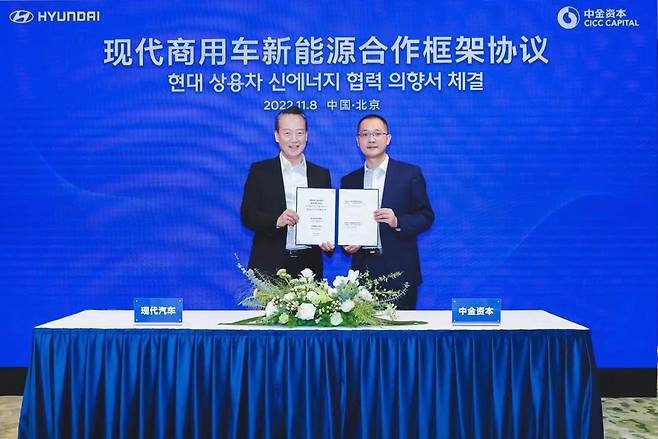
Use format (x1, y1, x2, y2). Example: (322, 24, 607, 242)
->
(38, 309, 588, 331)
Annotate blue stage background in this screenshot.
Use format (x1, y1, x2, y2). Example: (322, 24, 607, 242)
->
(1, 1, 656, 369)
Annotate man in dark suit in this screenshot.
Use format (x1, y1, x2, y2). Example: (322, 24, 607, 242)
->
(241, 106, 333, 279)
(341, 114, 434, 309)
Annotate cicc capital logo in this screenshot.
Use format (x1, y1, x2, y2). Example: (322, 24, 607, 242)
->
(9, 10, 34, 24)
(557, 6, 580, 30)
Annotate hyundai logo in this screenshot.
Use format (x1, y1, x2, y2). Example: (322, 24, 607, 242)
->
(9, 10, 34, 24)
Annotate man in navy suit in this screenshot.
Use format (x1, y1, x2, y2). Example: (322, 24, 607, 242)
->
(241, 106, 333, 279)
(341, 114, 434, 309)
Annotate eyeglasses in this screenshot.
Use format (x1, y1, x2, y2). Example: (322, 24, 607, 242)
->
(358, 131, 389, 139)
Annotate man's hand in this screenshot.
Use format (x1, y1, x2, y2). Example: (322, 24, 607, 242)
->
(374, 208, 398, 228)
(276, 209, 299, 228)
(343, 245, 361, 254)
(319, 242, 335, 253)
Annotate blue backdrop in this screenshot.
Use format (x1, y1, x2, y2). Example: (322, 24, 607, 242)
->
(1, 0, 656, 370)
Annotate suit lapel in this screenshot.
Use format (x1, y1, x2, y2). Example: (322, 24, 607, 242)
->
(381, 157, 395, 207)
(271, 157, 287, 210)
(306, 162, 318, 188)
(350, 168, 365, 189)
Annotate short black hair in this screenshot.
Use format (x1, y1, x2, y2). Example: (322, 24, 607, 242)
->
(275, 106, 308, 132)
(357, 114, 389, 133)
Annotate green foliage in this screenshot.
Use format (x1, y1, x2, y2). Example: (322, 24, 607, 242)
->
(231, 263, 425, 328)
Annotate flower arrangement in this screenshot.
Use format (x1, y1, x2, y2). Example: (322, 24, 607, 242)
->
(233, 263, 425, 327)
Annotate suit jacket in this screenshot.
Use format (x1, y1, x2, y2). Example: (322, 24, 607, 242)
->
(341, 158, 434, 291)
(241, 156, 332, 277)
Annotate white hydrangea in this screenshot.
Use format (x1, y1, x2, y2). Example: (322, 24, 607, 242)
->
(283, 292, 296, 302)
(330, 312, 343, 326)
(356, 287, 373, 302)
(296, 303, 316, 320)
(306, 290, 321, 305)
(340, 299, 355, 313)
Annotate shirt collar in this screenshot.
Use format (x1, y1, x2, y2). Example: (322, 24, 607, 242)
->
(364, 154, 389, 174)
(279, 152, 306, 172)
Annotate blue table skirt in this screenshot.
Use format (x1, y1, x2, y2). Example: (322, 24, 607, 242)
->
(19, 328, 603, 438)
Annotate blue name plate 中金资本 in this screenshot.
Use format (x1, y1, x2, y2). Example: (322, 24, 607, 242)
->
(134, 298, 183, 324)
(452, 298, 501, 324)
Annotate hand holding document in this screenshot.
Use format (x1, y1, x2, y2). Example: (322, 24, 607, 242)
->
(294, 188, 380, 247)
(337, 189, 379, 246)
(295, 188, 336, 245)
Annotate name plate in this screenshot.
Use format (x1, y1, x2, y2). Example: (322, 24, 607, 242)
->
(452, 298, 501, 324)
(134, 298, 183, 324)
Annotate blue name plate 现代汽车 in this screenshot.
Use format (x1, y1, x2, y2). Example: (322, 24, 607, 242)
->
(452, 298, 501, 324)
(134, 298, 183, 324)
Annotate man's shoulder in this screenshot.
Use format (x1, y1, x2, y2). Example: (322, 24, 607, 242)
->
(386, 159, 425, 182)
(342, 167, 363, 179)
(388, 158, 422, 174)
(249, 157, 279, 172)
(306, 159, 330, 175)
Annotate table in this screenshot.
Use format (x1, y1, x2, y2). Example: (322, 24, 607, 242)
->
(19, 310, 603, 438)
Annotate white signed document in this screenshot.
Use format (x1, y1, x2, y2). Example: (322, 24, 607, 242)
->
(337, 189, 379, 246)
(295, 188, 336, 245)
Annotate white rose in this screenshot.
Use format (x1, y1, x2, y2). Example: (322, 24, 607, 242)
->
(276, 268, 287, 277)
(283, 292, 296, 302)
(333, 276, 347, 288)
(296, 303, 316, 320)
(278, 313, 290, 324)
(300, 268, 314, 279)
(356, 288, 373, 302)
(265, 300, 278, 317)
(330, 312, 343, 326)
(340, 299, 355, 313)
(346, 269, 360, 283)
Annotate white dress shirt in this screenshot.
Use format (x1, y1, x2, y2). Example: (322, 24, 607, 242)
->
(279, 153, 309, 250)
(363, 154, 389, 249)
(363, 153, 389, 206)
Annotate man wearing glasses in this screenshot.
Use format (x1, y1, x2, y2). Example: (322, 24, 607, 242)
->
(241, 106, 334, 279)
(341, 114, 434, 309)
